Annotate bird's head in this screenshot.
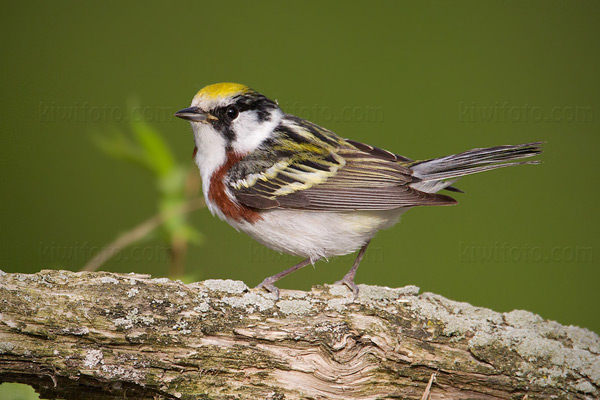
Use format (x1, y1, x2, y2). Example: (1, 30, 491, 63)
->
(175, 83, 282, 155)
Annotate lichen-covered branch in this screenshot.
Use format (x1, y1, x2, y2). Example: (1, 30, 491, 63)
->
(0, 270, 598, 400)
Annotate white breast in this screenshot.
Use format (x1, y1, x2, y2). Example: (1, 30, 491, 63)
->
(228, 208, 408, 261)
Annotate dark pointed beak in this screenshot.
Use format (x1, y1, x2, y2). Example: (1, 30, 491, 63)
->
(174, 106, 209, 122)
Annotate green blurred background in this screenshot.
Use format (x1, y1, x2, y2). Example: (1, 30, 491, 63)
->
(1, 1, 598, 380)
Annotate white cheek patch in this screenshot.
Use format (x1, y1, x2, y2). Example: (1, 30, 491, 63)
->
(231, 110, 282, 154)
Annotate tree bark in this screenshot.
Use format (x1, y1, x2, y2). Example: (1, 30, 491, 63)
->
(0, 270, 598, 400)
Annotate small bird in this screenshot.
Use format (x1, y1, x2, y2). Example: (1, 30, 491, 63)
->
(175, 83, 542, 298)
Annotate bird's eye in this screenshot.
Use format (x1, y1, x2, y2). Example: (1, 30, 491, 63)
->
(225, 106, 239, 120)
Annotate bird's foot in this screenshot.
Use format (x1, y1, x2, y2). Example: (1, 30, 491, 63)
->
(334, 276, 360, 300)
(255, 258, 314, 301)
(255, 278, 280, 300)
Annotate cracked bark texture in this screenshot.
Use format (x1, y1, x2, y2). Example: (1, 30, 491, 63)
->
(0, 270, 598, 400)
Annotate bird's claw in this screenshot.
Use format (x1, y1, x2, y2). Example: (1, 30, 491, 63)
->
(334, 277, 360, 300)
(255, 279, 280, 300)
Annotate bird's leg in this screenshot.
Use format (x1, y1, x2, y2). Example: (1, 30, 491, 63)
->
(335, 240, 371, 298)
(256, 257, 317, 300)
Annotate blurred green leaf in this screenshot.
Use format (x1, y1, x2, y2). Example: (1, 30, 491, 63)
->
(158, 166, 186, 195)
(90, 126, 149, 170)
(131, 118, 175, 178)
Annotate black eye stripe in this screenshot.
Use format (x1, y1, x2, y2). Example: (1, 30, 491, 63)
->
(212, 97, 277, 122)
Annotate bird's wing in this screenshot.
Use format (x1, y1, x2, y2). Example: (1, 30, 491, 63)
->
(227, 117, 456, 211)
(345, 139, 464, 193)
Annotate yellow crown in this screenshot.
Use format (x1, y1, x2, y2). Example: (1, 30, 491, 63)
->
(194, 82, 250, 101)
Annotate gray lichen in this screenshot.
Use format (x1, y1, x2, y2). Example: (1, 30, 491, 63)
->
(221, 292, 275, 312)
(202, 279, 249, 294)
(0, 342, 15, 354)
(276, 299, 313, 315)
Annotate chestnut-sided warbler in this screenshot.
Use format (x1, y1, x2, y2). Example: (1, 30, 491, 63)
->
(175, 83, 542, 298)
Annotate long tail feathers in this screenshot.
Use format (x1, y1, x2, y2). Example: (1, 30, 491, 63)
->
(410, 142, 543, 193)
